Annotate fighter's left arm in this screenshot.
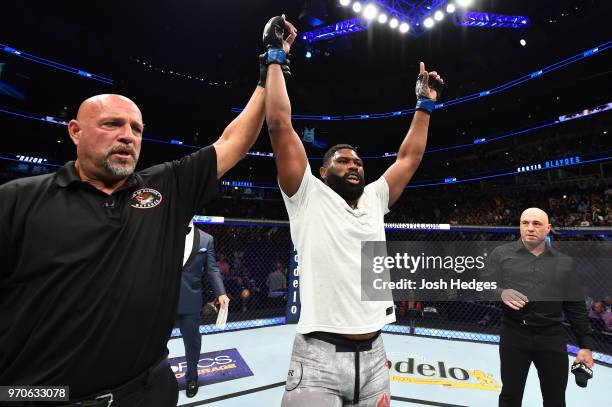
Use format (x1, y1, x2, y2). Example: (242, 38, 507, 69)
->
(383, 62, 444, 206)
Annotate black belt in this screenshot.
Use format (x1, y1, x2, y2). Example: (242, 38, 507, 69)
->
(503, 315, 562, 330)
(305, 330, 381, 352)
(20, 356, 169, 407)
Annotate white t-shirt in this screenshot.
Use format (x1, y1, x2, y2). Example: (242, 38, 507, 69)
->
(281, 165, 396, 334)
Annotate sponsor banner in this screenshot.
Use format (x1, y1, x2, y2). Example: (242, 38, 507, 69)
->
(286, 244, 301, 323)
(169, 348, 253, 389)
(389, 354, 501, 392)
(384, 223, 451, 230)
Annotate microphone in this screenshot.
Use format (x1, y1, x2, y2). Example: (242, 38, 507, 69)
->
(571, 362, 593, 388)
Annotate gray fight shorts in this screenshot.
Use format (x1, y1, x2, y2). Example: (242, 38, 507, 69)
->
(281, 331, 391, 407)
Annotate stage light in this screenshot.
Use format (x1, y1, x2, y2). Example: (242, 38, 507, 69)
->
(424, 17, 434, 28)
(520, 39, 526, 46)
(378, 13, 388, 24)
(434, 10, 444, 21)
(363, 3, 378, 20)
(399, 22, 410, 33)
(457, 12, 531, 28)
(352, 2, 362, 13)
(389, 17, 399, 29)
(446, 4, 456, 13)
(457, 0, 472, 8)
(339, 0, 351, 6)
(305, 50, 312, 58)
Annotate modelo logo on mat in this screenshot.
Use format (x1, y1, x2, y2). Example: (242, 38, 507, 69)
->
(169, 348, 253, 388)
(390, 357, 500, 392)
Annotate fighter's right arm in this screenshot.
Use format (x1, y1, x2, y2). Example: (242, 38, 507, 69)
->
(264, 16, 306, 197)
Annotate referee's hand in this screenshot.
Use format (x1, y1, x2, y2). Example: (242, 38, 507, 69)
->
(501, 289, 528, 310)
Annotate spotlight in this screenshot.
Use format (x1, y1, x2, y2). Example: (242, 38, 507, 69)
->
(339, 0, 351, 6)
(423, 17, 434, 28)
(389, 17, 399, 28)
(363, 3, 378, 20)
(520, 39, 526, 46)
(434, 10, 444, 21)
(457, 0, 472, 8)
(378, 13, 388, 24)
(399, 22, 410, 33)
(305, 50, 312, 58)
(446, 3, 456, 13)
(352, 2, 362, 13)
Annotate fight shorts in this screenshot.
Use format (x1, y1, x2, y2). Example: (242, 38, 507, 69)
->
(281, 331, 391, 407)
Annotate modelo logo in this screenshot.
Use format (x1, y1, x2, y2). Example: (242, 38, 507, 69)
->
(395, 358, 468, 380)
(172, 356, 235, 374)
(391, 358, 500, 392)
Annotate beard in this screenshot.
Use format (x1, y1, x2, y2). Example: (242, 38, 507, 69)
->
(326, 171, 365, 203)
(101, 145, 139, 178)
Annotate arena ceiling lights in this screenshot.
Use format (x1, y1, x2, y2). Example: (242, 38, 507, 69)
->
(339, 0, 472, 36)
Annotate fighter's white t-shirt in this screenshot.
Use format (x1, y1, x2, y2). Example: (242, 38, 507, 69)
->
(281, 165, 396, 334)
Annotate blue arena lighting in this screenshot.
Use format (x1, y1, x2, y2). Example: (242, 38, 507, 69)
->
(414, 327, 500, 343)
(232, 40, 612, 120)
(0, 43, 114, 85)
(0, 155, 61, 168)
(2, 102, 610, 162)
(455, 12, 530, 28)
(169, 317, 286, 337)
(0, 106, 68, 126)
(301, 18, 368, 43)
(2, 151, 610, 194)
(192, 215, 225, 224)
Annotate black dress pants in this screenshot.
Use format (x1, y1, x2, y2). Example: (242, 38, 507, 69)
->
(176, 313, 202, 382)
(498, 318, 569, 407)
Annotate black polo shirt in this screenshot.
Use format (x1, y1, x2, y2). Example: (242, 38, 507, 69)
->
(0, 146, 218, 398)
(486, 239, 593, 349)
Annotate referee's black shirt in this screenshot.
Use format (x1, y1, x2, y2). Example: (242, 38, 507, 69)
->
(486, 239, 593, 349)
(0, 146, 218, 397)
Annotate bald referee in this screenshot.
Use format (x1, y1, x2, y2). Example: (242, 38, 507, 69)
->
(487, 207, 594, 406)
(0, 89, 265, 406)
(260, 15, 444, 407)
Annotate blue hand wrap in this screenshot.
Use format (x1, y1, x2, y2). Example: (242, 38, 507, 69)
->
(266, 49, 287, 65)
(415, 97, 435, 114)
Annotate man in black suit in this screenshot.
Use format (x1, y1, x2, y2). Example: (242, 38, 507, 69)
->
(486, 207, 593, 406)
(177, 222, 229, 398)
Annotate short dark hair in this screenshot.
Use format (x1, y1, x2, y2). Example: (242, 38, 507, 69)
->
(322, 144, 358, 167)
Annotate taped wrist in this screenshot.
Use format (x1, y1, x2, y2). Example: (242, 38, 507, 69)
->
(415, 97, 435, 114)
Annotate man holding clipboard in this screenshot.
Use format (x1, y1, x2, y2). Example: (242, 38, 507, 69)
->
(177, 221, 229, 398)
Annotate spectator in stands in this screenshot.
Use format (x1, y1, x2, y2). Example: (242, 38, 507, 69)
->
(267, 261, 288, 308)
(604, 296, 612, 312)
(234, 266, 256, 312)
(217, 253, 230, 278)
(588, 301, 612, 331)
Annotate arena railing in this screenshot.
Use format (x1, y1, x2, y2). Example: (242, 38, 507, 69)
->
(170, 218, 612, 365)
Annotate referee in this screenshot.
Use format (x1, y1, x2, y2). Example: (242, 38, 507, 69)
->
(0, 90, 265, 406)
(486, 207, 594, 406)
